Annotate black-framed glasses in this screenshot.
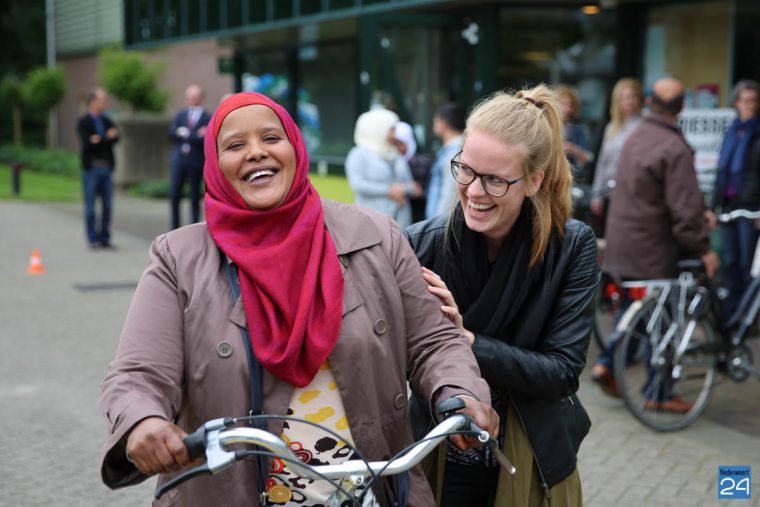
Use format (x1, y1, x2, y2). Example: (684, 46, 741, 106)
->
(450, 151, 523, 197)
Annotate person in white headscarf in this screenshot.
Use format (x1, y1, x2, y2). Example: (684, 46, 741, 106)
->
(345, 109, 415, 228)
(388, 121, 434, 224)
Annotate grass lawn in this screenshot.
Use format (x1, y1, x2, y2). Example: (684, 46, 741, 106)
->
(0, 164, 353, 204)
(0, 164, 81, 201)
(308, 173, 354, 203)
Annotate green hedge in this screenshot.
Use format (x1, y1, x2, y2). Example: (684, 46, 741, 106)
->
(128, 179, 189, 199)
(0, 144, 79, 177)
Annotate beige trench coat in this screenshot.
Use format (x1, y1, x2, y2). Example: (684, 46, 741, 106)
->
(100, 199, 489, 506)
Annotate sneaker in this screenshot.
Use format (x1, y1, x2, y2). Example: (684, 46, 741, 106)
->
(643, 397, 693, 413)
(591, 364, 620, 398)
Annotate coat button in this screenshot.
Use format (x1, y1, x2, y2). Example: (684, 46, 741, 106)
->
(373, 319, 387, 335)
(217, 341, 233, 358)
(394, 394, 407, 409)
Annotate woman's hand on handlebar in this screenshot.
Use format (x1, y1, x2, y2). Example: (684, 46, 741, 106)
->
(449, 397, 500, 451)
(126, 417, 194, 476)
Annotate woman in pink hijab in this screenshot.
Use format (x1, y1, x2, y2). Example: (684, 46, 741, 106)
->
(100, 92, 497, 506)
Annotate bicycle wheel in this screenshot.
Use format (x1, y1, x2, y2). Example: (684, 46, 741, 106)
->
(614, 296, 718, 431)
(592, 274, 622, 350)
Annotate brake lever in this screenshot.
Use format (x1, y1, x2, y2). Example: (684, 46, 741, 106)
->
(154, 464, 212, 499)
(154, 417, 238, 499)
(436, 397, 516, 475)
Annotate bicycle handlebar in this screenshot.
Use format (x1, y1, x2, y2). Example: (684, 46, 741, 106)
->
(154, 399, 514, 499)
(718, 209, 760, 223)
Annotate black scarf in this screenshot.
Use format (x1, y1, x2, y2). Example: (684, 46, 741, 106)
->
(443, 202, 540, 339)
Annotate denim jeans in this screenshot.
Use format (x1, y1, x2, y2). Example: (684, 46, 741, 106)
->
(594, 291, 633, 371)
(720, 216, 759, 317)
(82, 166, 113, 245)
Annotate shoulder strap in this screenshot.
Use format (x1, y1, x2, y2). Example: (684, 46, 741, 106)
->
(223, 257, 269, 502)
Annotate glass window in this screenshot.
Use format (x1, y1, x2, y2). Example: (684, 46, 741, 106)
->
(166, 0, 181, 37)
(207, 0, 220, 32)
(299, 0, 323, 16)
(644, 1, 731, 107)
(185, 0, 200, 35)
(367, 25, 469, 152)
(274, 1, 294, 20)
(499, 8, 617, 140)
(299, 42, 358, 159)
(240, 50, 291, 105)
(227, 0, 243, 27)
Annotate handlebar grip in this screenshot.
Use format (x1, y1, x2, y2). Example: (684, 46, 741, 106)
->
(154, 464, 211, 499)
(183, 429, 207, 460)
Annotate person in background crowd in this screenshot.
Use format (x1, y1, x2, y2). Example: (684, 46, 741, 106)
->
(77, 88, 119, 249)
(590, 78, 644, 232)
(591, 77, 720, 412)
(426, 103, 465, 219)
(345, 108, 415, 228)
(556, 85, 594, 175)
(168, 85, 211, 230)
(387, 121, 434, 224)
(711, 79, 760, 317)
(407, 85, 597, 507)
(100, 92, 498, 506)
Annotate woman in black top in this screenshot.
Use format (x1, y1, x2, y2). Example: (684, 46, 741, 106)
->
(406, 85, 599, 507)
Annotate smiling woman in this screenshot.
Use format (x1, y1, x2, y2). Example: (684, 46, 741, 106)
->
(405, 85, 599, 507)
(100, 92, 499, 507)
(216, 104, 297, 210)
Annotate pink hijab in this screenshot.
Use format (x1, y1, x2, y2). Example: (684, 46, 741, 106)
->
(204, 92, 344, 387)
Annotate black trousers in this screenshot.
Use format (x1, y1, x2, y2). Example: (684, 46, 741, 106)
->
(169, 161, 203, 230)
(440, 460, 500, 507)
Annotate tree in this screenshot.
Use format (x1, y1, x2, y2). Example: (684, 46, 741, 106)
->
(22, 67, 66, 149)
(0, 76, 24, 145)
(0, 0, 45, 144)
(99, 47, 168, 113)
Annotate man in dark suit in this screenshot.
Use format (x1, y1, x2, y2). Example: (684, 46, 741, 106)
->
(77, 88, 119, 248)
(169, 84, 211, 230)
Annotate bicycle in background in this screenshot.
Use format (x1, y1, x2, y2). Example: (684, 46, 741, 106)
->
(612, 209, 760, 431)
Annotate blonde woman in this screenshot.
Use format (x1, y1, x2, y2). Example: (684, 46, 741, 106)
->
(590, 78, 644, 218)
(406, 86, 599, 506)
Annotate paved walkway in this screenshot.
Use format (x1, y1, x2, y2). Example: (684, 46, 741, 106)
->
(1, 194, 758, 506)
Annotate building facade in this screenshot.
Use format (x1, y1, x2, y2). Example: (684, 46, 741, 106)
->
(56, 0, 760, 178)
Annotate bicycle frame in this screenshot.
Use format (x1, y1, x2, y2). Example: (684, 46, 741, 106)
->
(620, 273, 701, 371)
(723, 273, 760, 346)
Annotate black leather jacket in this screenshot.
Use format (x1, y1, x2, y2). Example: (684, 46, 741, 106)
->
(405, 215, 599, 490)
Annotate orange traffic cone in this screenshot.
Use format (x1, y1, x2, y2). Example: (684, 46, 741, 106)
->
(27, 249, 46, 275)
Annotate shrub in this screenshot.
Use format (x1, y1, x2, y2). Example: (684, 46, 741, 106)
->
(0, 144, 80, 177)
(99, 47, 168, 113)
(0, 76, 24, 145)
(21, 67, 66, 148)
(22, 67, 66, 112)
(127, 179, 204, 199)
